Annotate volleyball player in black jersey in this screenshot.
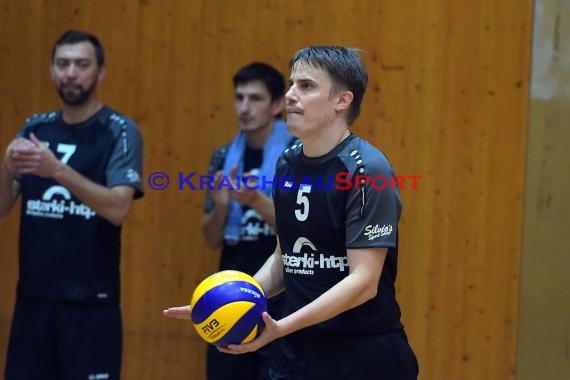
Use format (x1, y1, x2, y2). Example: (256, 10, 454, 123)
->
(165, 46, 417, 380)
(0, 30, 143, 379)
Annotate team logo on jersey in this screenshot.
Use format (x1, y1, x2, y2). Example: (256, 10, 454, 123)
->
(282, 236, 349, 275)
(25, 185, 96, 220)
(292, 237, 317, 253)
(126, 168, 141, 183)
(364, 224, 393, 240)
(240, 209, 275, 241)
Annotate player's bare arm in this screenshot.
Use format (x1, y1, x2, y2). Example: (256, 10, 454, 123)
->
(0, 163, 21, 216)
(220, 247, 387, 355)
(0, 138, 36, 215)
(16, 133, 135, 226)
(253, 238, 285, 299)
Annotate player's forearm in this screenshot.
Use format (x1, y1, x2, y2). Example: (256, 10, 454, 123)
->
(277, 248, 386, 337)
(278, 271, 376, 337)
(201, 205, 229, 249)
(279, 277, 371, 336)
(0, 163, 19, 217)
(254, 247, 284, 299)
(249, 192, 276, 228)
(52, 164, 133, 226)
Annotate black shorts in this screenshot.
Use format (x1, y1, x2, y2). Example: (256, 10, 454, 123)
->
(269, 329, 419, 380)
(5, 297, 122, 380)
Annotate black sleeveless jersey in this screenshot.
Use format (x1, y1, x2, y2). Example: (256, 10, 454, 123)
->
(274, 134, 404, 334)
(15, 106, 144, 303)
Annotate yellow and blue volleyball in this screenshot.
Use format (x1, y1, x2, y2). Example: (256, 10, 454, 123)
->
(190, 270, 267, 346)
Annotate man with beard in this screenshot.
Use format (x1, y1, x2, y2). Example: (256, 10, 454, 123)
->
(0, 30, 144, 379)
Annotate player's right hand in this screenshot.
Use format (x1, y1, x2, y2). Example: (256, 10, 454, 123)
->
(210, 170, 231, 207)
(3, 138, 40, 174)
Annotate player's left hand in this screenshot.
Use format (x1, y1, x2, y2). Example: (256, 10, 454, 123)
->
(162, 305, 192, 320)
(217, 312, 280, 354)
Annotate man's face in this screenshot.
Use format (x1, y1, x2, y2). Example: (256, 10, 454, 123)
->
(235, 80, 282, 133)
(285, 63, 338, 138)
(51, 42, 105, 106)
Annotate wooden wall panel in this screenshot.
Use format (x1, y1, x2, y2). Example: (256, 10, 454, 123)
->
(518, 0, 570, 379)
(0, 1, 532, 379)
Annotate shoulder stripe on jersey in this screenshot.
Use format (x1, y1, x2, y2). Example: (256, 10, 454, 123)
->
(349, 148, 366, 215)
(108, 113, 131, 158)
(24, 111, 58, 126)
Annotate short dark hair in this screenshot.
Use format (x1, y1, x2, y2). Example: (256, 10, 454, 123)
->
(289, 46, 368, 125)
(233, 62, 285, 102)
(52, 29, 105, 66)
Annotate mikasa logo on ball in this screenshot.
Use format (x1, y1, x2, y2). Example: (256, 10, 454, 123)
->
(240, 287, 261, 298)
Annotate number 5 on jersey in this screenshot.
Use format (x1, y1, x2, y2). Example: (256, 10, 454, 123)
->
(295, 184, 312, 221)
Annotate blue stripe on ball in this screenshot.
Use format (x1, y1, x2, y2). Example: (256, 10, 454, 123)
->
(214, 306, 265, 346)
(191, 280, 267, 324)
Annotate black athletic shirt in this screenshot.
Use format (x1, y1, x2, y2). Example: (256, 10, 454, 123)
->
(274, 134, 404, 335)
(15, 106, 144, 303)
